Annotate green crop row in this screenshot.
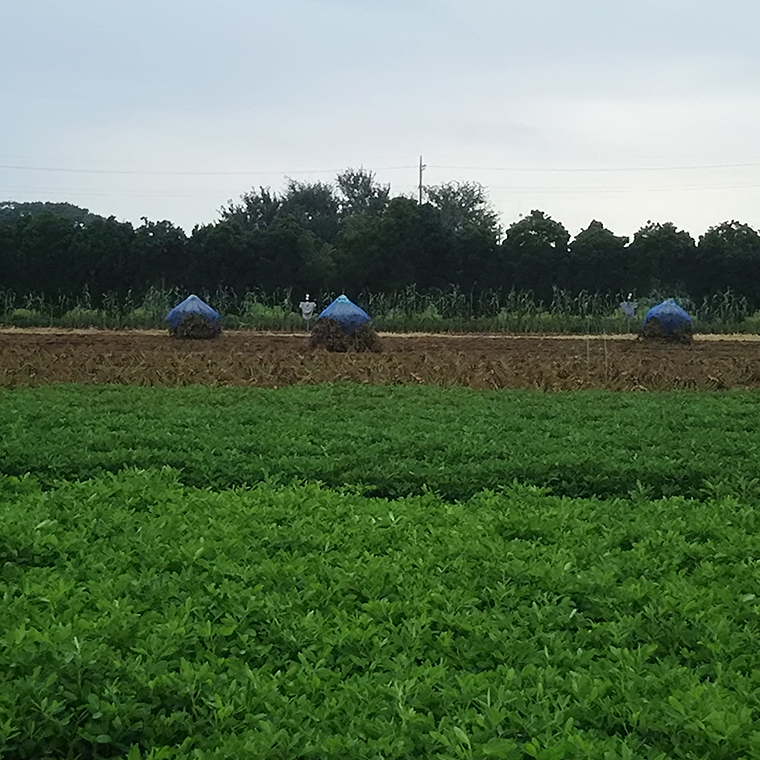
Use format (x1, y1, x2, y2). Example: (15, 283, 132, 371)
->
(1, 385, 760, 501)
(2, 468, 759, 759)
(2, 285, 759, 334)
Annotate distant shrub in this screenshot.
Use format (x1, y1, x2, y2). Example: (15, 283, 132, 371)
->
(235, 302, 301, 330)
(59, 308, 102, 328)
(7, 308, 48, 327)
(123, 307, 155, 329)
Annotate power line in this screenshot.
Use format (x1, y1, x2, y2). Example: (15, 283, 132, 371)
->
(0, 184, 227, 198)
(431, 162, 760, 173)
(0, 163, 417, 177)
(418, 180, 760, 196)
(486, 181, 760, 193)
(4, 160, 760, 177)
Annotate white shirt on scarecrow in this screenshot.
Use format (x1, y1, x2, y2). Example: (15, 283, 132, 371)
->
(299, 294, 317, 324)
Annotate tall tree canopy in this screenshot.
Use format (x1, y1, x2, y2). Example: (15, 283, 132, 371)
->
(567, 220, 629, 295)
(425, 181, 500, 240)
(695, 220, 760, 300)
(501, 210, 570, 302)
(278, 180, 340, 244)
(219, 188, 282, 231)
(336, 168, 390, 218)
(627, 222, 696, 294)
(0, 201, 101, 225)
(3, 169, 760, 309)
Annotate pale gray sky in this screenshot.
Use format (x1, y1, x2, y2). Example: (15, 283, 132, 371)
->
(3, 0, 760, 238)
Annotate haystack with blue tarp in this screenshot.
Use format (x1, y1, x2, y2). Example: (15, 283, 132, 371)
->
(166, 294, 221, 339)
(640, 298, 693, 343)
(309, 294, 382, 352)
(318, 294, 371, 333)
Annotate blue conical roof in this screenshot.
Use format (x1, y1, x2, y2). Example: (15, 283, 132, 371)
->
(642, 298, 692, 334)
(318, 294, 371, 334)
(166, 294, 220, 330)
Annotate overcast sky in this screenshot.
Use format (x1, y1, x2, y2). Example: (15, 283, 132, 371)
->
(3, 0, 760, 239)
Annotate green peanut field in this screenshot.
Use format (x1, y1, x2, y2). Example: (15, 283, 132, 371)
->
(1, 384, 759, 759)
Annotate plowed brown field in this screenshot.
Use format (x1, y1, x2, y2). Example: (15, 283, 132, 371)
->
(1, 329, 759, 390)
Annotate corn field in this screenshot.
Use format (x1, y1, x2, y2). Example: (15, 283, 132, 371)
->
(0, 286, 758, 334)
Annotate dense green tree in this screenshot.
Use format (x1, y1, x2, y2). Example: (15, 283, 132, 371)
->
(501, 210, 570, 301)
(0, 221, 16, 287)
(440, 223, 502, 292)
(425, 181, 500, 240)
(257, 218, 337, 294)
(12, 212, 81, 295)
(186, 222, 260, 292)
(7, 180, 760, 306)
(336, 198, 449, 292)
(425, 182, 502, 290)
(695, 221, 760, 303)
(0, 201, 101, 225)
(333, 213, 385, 292)
(218, 187, 282, 231)
(279, 180, 340, 244)
(72, 217, 135, 299)
(291, 234, 337, 295)
(3, 212, 135, 299)
(567, 220, 629, 294)
(130, 219, 188, 291)
(391, 200, 450, 290)
(627, 222, 696, 293)
(187, 214, 338, 295)
(219, 179, 342, 246)
(336, 168, 390, 218)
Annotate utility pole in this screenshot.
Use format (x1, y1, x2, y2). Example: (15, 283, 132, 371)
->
(418, 155, 426, 204)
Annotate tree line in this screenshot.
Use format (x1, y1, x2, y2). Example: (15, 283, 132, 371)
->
(2, 168, 760, 308)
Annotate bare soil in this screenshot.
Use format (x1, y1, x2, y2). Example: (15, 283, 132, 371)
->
(0, 329, 759, 390)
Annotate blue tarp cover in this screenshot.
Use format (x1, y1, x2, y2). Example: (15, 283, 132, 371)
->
(165, 294, 220, 330)
(642, 298, 692, 333)
(318, 294, 370, 334)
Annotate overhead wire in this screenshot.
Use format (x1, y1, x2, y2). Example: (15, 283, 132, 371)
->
(0, 163, 417, 177)
(430, 162, 760, 173)
(3, 160, 760, 176)
(4, 160, 760, 203)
